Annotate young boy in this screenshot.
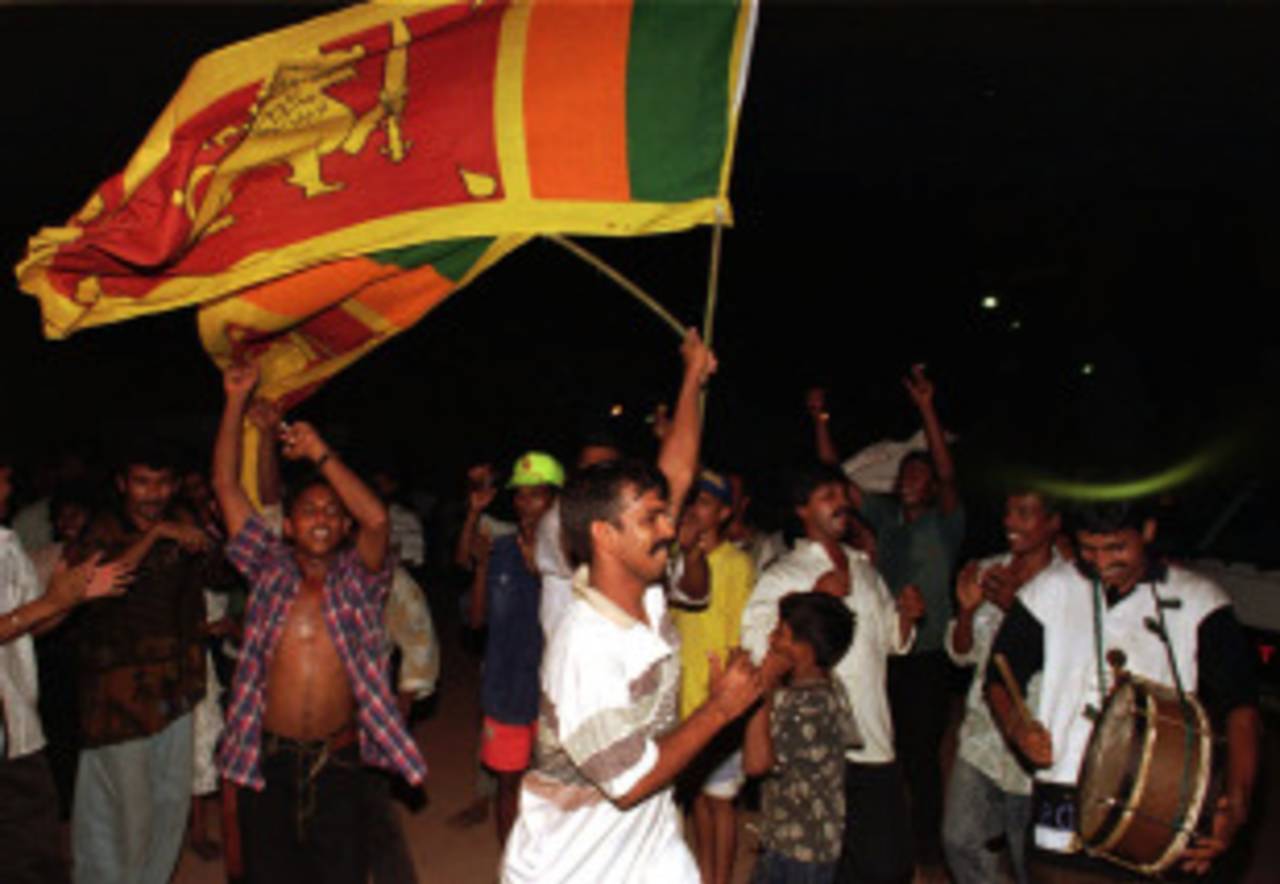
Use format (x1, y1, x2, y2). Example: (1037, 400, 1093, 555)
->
(744, 592, 859, 884)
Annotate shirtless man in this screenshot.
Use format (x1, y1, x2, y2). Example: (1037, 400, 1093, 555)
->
(212, 363, 426, 884)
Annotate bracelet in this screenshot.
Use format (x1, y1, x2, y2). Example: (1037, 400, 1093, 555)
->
(315, 451, 332, 469)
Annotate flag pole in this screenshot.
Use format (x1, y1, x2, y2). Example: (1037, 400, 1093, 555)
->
(699, 203, 726, 422)
(702, 203, 725, 351)
(546, 235, 686, 339)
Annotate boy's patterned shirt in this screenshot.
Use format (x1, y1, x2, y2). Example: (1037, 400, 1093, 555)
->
(217, 513, 426, 789)
(760, 679, 859, 863)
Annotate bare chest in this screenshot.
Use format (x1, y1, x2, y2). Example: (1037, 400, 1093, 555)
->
(278, 583, 330, 645)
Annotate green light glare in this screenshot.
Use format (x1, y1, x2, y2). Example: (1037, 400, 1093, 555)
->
(1009, 441, 1237, 503)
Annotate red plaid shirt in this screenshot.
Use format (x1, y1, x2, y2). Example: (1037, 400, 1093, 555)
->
(217, 514, 427, 789)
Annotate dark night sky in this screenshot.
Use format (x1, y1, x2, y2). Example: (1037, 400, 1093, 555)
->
(3, 2, 1278, 534)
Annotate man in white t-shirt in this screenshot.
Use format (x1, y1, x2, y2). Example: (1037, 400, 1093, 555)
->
(501, 459, 762, 884)
(741, 462, 924, 884)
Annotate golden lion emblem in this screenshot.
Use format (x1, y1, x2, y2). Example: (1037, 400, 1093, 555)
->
(185, 19, 412, 240)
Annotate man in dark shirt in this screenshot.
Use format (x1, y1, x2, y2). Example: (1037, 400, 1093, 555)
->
(469, 450, 563, 846)
(70, 443, 233, 884)
(987, 498, 1260, 881)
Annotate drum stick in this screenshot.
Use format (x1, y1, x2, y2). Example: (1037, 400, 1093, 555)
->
(993, 653, 1034, 728)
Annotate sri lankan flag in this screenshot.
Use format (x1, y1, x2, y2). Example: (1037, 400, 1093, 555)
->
(15, 0, 756, 404)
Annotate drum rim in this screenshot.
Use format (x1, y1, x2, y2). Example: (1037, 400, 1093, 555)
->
(1145, 690, 1213, 874)
(1077, 679, 1150, 848)
(1077, 675, 1214, 876)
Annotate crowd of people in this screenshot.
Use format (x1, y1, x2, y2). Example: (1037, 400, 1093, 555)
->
(0, 328, 1263, 884)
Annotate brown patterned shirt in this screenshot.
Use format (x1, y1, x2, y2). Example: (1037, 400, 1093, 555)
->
(73, 508, 238, 747)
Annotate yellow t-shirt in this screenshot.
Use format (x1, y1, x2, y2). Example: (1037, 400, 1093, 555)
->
(670, 541, 756, 719)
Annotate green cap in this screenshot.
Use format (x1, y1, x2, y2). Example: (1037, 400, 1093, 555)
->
(508, 451, 566, 489)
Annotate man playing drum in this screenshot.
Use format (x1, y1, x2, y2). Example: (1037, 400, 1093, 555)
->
(985, 498, 1260, 881)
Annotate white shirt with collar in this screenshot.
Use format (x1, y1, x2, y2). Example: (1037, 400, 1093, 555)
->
(741, 539, 913, 764)
(1019, 559, 1228, 851)
(0, 527, 46, 759)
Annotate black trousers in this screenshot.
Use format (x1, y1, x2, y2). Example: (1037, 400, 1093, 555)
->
(888, 649, 950, 864)
(368, 767, 420, 884)
(238, 735, 371, 884)
(835, 760, 913, 884)
(0, 750, 71, 884)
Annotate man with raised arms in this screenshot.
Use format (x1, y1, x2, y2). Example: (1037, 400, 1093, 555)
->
(212, 363, 425, 884)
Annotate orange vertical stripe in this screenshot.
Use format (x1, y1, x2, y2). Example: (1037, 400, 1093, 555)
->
(524, 0, 632, 201)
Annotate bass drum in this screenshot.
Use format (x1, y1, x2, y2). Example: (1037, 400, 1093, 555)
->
(1075, 676, 1214, 876)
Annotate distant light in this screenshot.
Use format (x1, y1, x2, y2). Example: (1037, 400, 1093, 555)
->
(1010, 319, 1022, 331)
(610, 404, 624, 417)
(981, 294, 999, 310)
(1081, 363, 1095, 376)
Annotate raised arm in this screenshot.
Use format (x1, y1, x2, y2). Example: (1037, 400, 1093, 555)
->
(246, 397, 284, 508)
(280, 421, 390, 572)
(212, 363, 260, 538)
(657, 329, 717, 519)
(455, 464, 497, 571)
(806, 387, 863, 510)
(903, 364, 959, 514)
(806, 387, 841, 465)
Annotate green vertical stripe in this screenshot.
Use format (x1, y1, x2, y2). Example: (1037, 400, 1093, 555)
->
(370, 236, 494, 280)
(626, 0, 740, 202)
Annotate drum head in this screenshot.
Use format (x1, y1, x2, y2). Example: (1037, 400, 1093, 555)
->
(1078, 681, 1143, 843)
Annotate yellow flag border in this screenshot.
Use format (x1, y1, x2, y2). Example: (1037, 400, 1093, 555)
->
(29, 198, 730, 339)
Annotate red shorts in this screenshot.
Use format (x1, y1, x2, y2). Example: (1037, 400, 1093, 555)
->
(480, 717, 537, 772)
